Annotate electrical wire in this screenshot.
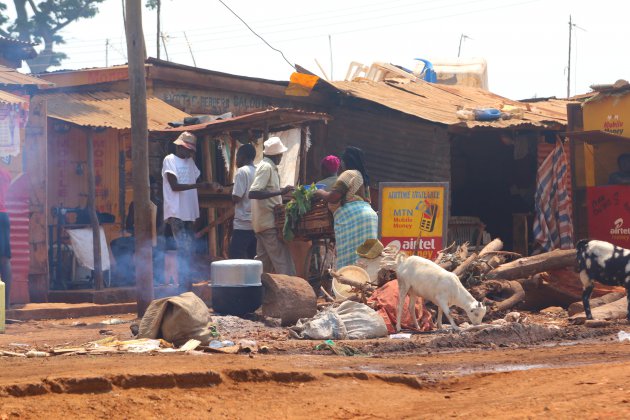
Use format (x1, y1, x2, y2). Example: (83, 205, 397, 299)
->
(216, 0, 295, 70)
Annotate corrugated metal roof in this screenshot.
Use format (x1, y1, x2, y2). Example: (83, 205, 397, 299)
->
(0, 90, 27, 104)
(0, 65, 53, 87)
(330, 79, 569, 130)
(153, 108, 331, 136)
(38, 91, 190, 130)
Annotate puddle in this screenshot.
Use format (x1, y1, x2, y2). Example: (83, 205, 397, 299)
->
(457, 363, 549, 375)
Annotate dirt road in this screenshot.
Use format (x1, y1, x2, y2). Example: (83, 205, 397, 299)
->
(2, 314, 630, 418)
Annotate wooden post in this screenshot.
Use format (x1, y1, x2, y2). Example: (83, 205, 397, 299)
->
(125, 0, 154, 317)
(86, 130, 104, 290)
(25, 97, 49, 302)
(299, 126, 307, 185)
(202, 136, 217, 257)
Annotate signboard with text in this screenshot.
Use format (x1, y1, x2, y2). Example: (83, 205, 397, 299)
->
(379, 182, 449, 260)
(587, 186, 630, 248)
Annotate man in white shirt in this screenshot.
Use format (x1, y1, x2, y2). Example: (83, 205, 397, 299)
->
(162, 131, 219, 291)
(248, 137, 296, 275)
(229, 144, 257, 259)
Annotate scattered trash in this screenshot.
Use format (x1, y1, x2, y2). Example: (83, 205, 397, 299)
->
(99, 329, 114, 335)
(504, 312, 522, 323)
(209, 340, 235, 349)
(9, 343, 30, 348)
(25, 350, 49, 358)
(101, 318, 127, 325)
(71, 322, 87, 327)
(618, 331, 630, 342)
(314, 340, 363, 356)
(179, 339, 201, 352)
(238, 339, 257, 353)
(585, 320, 610, 328)
(389, 333, 412, 339)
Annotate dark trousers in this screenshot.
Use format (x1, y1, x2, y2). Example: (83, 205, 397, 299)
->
(229, 229, 257, 259)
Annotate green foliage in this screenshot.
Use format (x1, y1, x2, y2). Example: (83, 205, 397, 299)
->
(0, 0, 105, 72)
(283, 184, 316, 241)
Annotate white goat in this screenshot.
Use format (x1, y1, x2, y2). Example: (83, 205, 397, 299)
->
(395, 255, 486, 332)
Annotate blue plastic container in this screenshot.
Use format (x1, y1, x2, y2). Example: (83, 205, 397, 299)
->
(473, 108, 501, 121)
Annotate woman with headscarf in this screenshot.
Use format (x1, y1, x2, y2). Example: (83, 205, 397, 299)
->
(314, 146, 378, 268)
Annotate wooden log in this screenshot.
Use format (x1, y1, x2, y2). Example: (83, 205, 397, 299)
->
(453, 252, 478, 279)
(478, 238, 504, 257)
(485, 249, 577, 280)
(493, 281, 525, 312)
(568, 291, 626, 317)
(569, 296, 628, 324)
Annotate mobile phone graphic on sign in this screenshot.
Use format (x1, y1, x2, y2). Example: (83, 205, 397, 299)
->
(417, 200, 438, 232)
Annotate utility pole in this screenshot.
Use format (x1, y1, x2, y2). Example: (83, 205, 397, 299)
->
(156, 0, 161, 59)
(124, 0, 154, 317)
(567, 15, 573, 99)
(105, 39, 109, 67)
(160, 32, 170, 61)
(183, 31, 196, 67)
(458, 34, 471, 58)
(567, 16, 586, 98)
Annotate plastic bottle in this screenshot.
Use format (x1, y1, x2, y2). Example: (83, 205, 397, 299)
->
(0, 279, 5, 334)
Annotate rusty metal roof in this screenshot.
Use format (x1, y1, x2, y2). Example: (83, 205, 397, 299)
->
(37, 91, 190, 130)
(0, 90, 27, 104)
(152, 108, 331, 137)
(330, 79, 570, 130)
(0, 65, 53, 87)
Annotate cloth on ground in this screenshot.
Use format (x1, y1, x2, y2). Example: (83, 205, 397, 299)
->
(289, 300, 387, 340)
(367, 280, 434, 333)
(138, 292, 217, 346)
(66, 227, 111, 271)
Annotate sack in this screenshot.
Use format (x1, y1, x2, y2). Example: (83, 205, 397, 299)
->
(138, 292, 215, 346)
(289, 301, 387, 340)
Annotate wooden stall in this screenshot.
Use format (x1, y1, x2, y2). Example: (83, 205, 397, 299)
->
(150, 108, 331, 264)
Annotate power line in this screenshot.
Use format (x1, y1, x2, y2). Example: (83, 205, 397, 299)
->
(216, 0, 295, 70)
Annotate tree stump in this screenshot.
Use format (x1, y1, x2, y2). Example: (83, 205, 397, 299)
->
(261, 274, 317, 326)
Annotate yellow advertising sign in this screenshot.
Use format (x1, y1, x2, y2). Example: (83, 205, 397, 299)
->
(378, 182, 449, 259)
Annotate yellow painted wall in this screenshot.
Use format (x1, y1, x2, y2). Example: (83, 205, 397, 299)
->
(580, 92, 630, 186)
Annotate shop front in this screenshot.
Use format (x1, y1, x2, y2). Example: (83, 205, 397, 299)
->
(568, 83, 630, 247)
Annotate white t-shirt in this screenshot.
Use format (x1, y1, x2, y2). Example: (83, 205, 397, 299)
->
(162, 154, 201, 222)
(232, 164, 256, 231)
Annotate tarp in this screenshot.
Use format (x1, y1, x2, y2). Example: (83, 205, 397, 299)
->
(66, 227, 111, 271)
(367, 280, 434, 333)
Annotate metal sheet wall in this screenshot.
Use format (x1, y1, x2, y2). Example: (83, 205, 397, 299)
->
(6, 173, 30, 304)
(324, 106, 451, 186)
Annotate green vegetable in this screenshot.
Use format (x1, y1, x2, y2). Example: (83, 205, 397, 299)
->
(283, 184, 316, 241)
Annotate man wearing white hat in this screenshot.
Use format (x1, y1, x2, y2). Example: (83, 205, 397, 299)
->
(248, 136, 296, 275)
(162, 131, 220, 291)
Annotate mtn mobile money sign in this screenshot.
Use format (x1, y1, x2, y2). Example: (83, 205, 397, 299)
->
(587, 186, 630, 248)
(378, 182, 449, 260)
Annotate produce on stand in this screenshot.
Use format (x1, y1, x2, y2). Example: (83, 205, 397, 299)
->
(274, 185, 334, 241)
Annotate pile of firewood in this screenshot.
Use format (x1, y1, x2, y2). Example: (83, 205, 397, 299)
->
(330, 238, 580, 315)
(433, 239, 578, 315)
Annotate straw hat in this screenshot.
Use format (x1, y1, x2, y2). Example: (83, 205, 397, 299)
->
(173, 131, 197, 151)
(263, 136, 288, 156)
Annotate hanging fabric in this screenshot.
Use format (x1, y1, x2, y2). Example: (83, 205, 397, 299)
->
(532, 138, 574, 252)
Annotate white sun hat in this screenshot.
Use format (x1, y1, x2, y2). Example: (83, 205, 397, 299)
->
(263, 136, 288, 156)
